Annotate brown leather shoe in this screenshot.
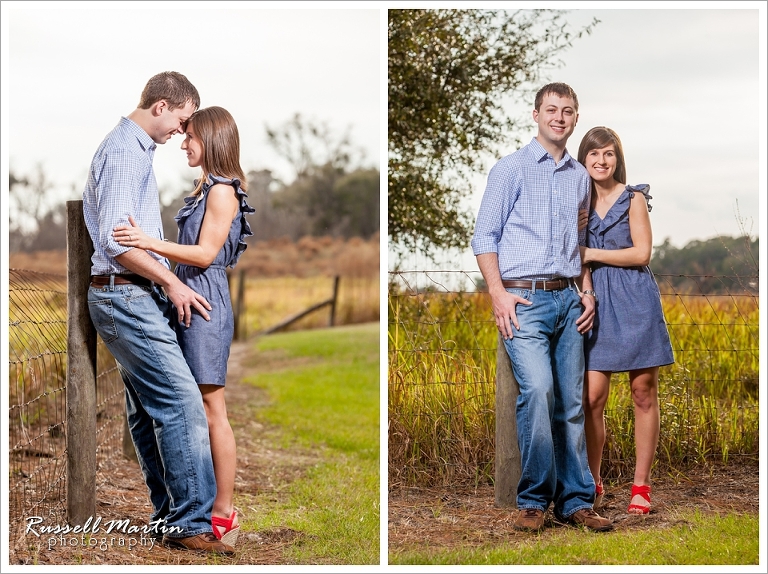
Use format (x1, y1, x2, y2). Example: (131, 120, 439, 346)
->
(163, 532, 235, 554)
(513, 508, 545, 532)
(567, 508, 613, 532)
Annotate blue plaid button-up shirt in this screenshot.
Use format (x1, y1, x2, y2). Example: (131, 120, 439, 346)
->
(83, 117, 170, 275)
(471, 138, 591, 281)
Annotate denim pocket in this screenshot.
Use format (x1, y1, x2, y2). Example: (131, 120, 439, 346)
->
(505, 288, 532, 302)
(125, 285, 153, 299)
(88, 298, 118, 343)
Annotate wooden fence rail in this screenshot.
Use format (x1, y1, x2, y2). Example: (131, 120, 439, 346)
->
(262, 275, 340, 334)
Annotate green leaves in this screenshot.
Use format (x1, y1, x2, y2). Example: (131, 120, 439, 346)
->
(388, 9, 598, 257)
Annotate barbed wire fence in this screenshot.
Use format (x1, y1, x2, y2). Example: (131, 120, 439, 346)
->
(8, 269, 126, 560)
(388, 270, 760, 490)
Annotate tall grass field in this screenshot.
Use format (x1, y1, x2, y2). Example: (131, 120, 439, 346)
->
(388, 284, 759, 487)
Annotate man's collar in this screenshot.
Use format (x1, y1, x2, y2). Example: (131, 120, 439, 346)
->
(529, 137, 573, 166)
(120, 116, 156, 153)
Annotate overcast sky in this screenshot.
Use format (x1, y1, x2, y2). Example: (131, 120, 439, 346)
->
(2, 1, 765, 262)
(2, 2, 380, 209)
(389, 2, 765, 272)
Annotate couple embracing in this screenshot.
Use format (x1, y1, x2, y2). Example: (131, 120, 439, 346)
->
(472, 82, 675, 533)
(83, 71, 254, 554)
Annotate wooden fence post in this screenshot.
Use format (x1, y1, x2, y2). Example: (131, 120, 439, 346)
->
(229, 269, 246, 341)
(66, 200, 97, 525)
(494, 333, 521, 508)
(329, 275, 339, 327)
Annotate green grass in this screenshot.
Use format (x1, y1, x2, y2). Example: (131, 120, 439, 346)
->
(243, 323, 380, 565)
(390, 510, 759, 565)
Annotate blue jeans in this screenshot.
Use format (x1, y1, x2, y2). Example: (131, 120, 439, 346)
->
(502, 285, 595, 518)
(88, 283, 216, 537)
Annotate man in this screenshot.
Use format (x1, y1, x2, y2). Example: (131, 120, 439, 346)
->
(83, 71, 234, 554)
(471, 82, 612, 532)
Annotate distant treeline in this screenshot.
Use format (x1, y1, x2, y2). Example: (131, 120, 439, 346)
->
(160, 167, 380, 245)
(465, 234, 759, 295)
(650, 235, 758, 295)
(8, 166, 379, 253)
(8, 114, 381, 252)
(8, 114, 379, 253)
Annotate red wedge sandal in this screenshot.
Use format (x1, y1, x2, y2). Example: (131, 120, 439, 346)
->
(627, 484, 651, 514)
(212, 510, 240, 547)
(594, 480, 605, 509)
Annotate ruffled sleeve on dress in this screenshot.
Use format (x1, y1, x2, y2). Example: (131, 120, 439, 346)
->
(174, 177, 206, 225)
(227, 177, 256, 268)
(589, 184, 653, 243)
(204, 174, 255, 268)
(626, 183, 653, 213)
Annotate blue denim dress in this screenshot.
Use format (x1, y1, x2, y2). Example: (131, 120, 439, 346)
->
(584, 184, 674, 372)
(173, 174, 254, 386)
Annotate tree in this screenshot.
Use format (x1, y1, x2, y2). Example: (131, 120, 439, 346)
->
(8, 164, 66, 252)
(651, 235, 758, 294)
(266, 113, 365, 181)
(266, 114, 379, 239)
(333, 168, 380, 239)
(388, 9, 598, 257)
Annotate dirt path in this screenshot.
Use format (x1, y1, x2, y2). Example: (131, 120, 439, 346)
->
(13, 340, 321, 566)
(389, 462, 759, 554)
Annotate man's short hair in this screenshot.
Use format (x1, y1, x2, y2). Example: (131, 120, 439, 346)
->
(534, 82, 579, 112)
(138, 71, 200, 111)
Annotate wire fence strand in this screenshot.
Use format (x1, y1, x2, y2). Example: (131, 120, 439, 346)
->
(8, 269, 125, 560)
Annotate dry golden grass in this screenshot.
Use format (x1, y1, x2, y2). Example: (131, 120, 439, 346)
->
(234, 275, 379, 335)
(9, 233, 380, 279)
(388, 288, 759, 487)
(10, 234, 381, 343)
(237, 234, 380, 278)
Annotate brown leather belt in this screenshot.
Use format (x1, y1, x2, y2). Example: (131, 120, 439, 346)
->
(90, 274, 154, 288)
(501, 278, 571, 291)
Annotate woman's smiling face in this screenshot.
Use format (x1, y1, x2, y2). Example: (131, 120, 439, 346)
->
(584, 144, 618, 183)
(181, 121, 203, 168)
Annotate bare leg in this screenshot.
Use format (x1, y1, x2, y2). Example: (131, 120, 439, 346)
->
(199, 384, 239, 529)
(628, 367, 660, 512)
(583, 370, 612, 491)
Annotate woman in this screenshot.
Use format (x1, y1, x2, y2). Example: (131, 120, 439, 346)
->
(576, 126, 674, 515)
(114, 106, 254, 545)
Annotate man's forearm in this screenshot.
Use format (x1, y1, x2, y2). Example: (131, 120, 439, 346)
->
(477, 252, 505, 295)
(577, 264, 593, 292)
(115, 249, 178, 287)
